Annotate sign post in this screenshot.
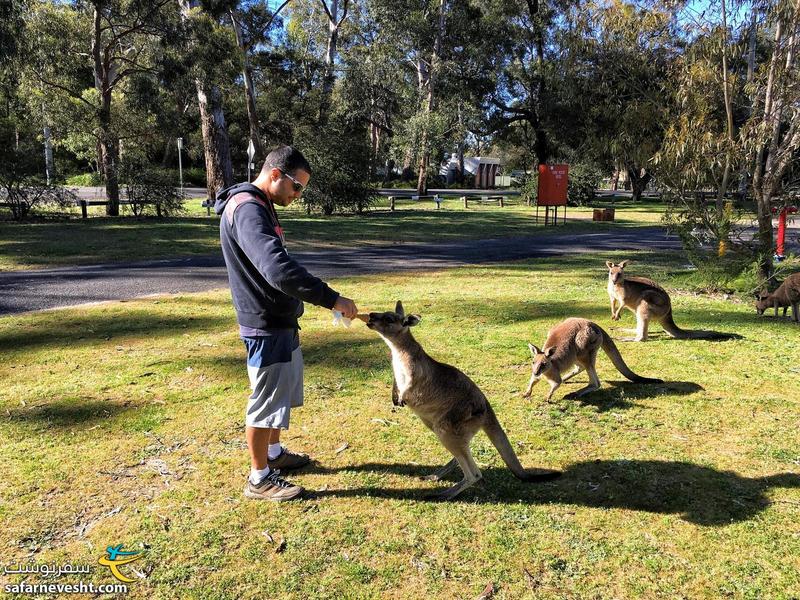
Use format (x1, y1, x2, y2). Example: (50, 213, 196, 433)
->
(536, 164, 569, 225)
(247, 139, 256, 181)
(176, 137, 184, 195)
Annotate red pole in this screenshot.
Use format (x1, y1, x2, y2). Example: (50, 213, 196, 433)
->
(776, 207, 787, 257)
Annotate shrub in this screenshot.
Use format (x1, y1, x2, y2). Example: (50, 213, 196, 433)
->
(297, 118, 377, 215)
(0, 118, 78, 219)
(567, 162, 604, 206)
(65, 172, 103, 186)
(120, 160, 185, 218)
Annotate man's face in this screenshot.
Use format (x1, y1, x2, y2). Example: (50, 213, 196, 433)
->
(268, 167, 310, 207)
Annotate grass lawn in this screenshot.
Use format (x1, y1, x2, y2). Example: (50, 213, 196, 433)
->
(0, 200, 666, 271)
(1, 250, 798, 598)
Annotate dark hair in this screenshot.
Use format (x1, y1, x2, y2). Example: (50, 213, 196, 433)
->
(261, 145, 312, 176)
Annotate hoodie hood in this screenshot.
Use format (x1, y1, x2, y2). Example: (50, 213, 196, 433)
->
(214, 183, 269, 216)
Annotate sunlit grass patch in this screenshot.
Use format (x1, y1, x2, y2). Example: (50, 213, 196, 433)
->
(1, 250, 798, 598)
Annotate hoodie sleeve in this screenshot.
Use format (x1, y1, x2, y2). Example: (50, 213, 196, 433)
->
(231, 202, 340, 309)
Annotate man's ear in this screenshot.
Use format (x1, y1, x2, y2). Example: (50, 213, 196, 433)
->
(606, 261, 614, 269)
(270, 167, 282, 182)
(403, 314, 421, 327)
(619, 260, 629, 269)
(395, 300, 404, 317)
(544, 347, 556, 358)
(528, 343, 541, 355)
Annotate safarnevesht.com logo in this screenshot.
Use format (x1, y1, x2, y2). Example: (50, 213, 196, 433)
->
(3, 544, 144, 595)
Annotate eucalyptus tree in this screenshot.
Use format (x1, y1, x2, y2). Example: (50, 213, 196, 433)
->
(575, 1, 679, 202)
(28, 0, 174, 215)
(178, 0, 238, 198)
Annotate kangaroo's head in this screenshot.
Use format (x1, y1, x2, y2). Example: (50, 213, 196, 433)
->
(528, 343, 556, 377)
(364, 301, 421, 339)
(606, 260, 629, 284)
(755, 290, 772, 315)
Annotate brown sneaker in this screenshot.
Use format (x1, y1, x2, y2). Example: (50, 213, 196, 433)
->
(269, 448, 311, 471)
(244, 471, 304, 501)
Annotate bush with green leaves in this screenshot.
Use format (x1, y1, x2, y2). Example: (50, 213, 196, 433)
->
(120, 160, 185, 218)
(0, 118, 78, 220)
(65, 172, 103, 186)
(297, 119, 377, 215)
(567, 162, 604, 206)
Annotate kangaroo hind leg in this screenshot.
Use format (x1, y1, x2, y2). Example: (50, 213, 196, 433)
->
(428, 432, 482, 501)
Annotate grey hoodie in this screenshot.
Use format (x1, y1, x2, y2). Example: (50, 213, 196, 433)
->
(215, 183, 339, 330)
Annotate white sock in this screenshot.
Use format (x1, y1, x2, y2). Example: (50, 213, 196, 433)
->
(249, 466, 271, 484)
(268, 443, 283, 460)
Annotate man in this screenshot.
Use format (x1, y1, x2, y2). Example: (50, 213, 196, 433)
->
(215, 145, 358, 501)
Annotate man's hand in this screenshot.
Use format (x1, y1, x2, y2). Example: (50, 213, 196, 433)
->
(334, 296, 358, 320)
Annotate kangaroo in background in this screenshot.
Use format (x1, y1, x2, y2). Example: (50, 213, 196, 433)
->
(358, 301, 560, 501)
(524, 318, 663, 401)
(606, 260, 737, 341)
(756, 272, 800, 323)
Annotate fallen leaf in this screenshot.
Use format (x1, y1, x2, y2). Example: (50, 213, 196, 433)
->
(476, 582, 495, 600)
(334, 442, 349, 454)
(275, 538, 287, 554)
(261, 531, 274, 543)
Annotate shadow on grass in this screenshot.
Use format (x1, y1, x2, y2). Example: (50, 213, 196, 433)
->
(534, 380, 704, 412)
(306, 460, 800, 526)
(4, 397, 135, 428)
(0, 307, 230, 354)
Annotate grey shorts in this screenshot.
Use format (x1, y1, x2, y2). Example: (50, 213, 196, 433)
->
(242, 330, 303, 429)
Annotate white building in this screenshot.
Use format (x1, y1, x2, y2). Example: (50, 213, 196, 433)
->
(440, 154, 502, 188)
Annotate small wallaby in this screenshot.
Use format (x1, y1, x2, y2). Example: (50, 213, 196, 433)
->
(606, 260, 736, 341)
(359, 301, 560, 501)
(755, 272, 800, 323)
(524, 318, 663, 401)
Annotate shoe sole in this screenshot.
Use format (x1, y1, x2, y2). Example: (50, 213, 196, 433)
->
(243, 485, 304, 501)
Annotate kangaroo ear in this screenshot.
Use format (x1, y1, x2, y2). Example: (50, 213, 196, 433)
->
(619, 260, 629, 268)
(528, 343, 541, 355)
(544, 347, 556, 358)
(403, 314, 421, 327)
(395, 300, 404, 317)
(606, 261, 614, 269)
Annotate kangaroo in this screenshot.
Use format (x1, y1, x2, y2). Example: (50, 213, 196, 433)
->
(756, 272, 800, 322)
(358, 301, 560, 501)
(606, 260, 736, 341)
(523, 318, 663, 401)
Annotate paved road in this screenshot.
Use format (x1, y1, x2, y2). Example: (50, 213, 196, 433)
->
(1, 226, 686, 316)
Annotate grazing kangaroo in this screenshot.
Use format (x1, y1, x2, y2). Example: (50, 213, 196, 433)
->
(606, 260, 736, 341)
(756, 273, 800, 323)
(523, 318, 663, 401)
(358, 302, 560, 501)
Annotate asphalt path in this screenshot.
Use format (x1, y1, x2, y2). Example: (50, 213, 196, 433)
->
(0, 226, 689, 316)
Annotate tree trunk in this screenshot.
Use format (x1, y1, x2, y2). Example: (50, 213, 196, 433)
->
(42, 115, 55, 185)
(230, 10, 265, 163)
(627, 166, 651, 203)
(99, 93, 120, 216)
(196, 82, 234, 199)
(416, 0, 445, 196)
(319, 0, 349, 125)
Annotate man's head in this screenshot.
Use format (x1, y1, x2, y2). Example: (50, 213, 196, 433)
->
(253, 145, 312, 206)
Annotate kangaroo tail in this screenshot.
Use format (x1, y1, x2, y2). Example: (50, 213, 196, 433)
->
(482, 404, 560, 482)
(600, 329, 663, 383)
(661, 311, 738, 340)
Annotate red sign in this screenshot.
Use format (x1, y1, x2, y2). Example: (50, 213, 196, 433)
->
(537, 164, 569, 206)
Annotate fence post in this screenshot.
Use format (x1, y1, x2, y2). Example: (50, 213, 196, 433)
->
(80, 199, 87, 219)
(389, 196, 395, 211)
(462, 196, 468, 208)
(499, 196, 504, 208)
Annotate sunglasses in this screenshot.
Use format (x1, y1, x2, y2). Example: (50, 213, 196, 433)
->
(278, 169, 305, 193)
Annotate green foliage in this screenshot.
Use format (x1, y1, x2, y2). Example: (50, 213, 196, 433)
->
(0, 117, 77, 220)
(120, 159, 185, 218)
(567, 162, 603, 206)
(65, 173, 103, 187)
(297, 117, 378, 215)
